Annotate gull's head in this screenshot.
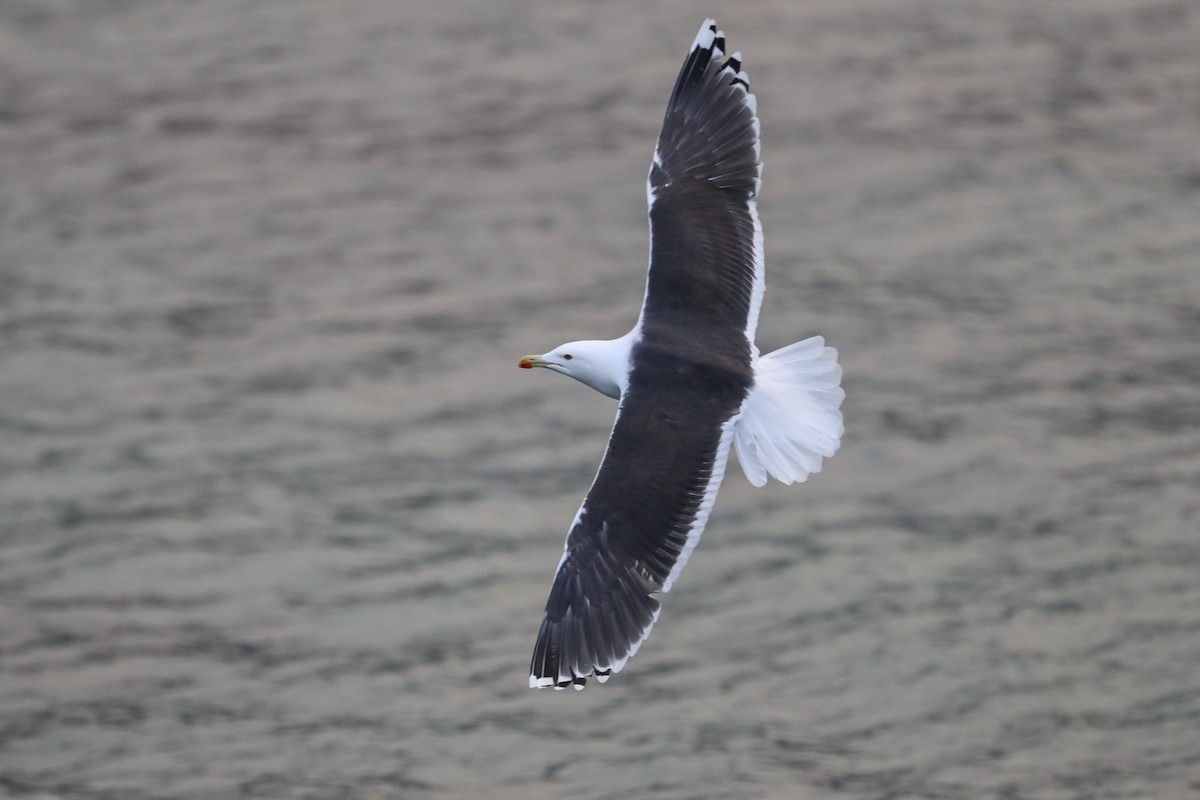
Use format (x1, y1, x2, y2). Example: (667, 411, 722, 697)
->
(517, 339, 627, 400)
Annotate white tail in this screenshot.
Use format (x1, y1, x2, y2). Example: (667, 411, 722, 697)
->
(733, 336, 844, 487)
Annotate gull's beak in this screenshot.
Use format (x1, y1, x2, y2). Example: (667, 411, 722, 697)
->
(518, 354, 550, 370)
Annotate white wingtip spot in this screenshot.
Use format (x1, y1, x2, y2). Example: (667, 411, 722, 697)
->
(691, 19, 718, 52)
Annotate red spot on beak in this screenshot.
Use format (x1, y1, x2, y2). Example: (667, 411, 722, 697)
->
(519, 361, 532, 369)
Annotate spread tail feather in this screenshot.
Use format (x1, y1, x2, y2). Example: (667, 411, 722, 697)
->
(734, 336, 844, 487)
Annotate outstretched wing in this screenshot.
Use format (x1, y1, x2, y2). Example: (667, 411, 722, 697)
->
(642, 18, 765, 355)
(529, 344, 747, 689)
(530, 20, 761, 690)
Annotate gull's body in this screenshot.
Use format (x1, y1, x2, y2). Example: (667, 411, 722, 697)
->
(520, 20, 844, 690)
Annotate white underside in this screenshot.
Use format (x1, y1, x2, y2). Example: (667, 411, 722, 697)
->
(732, 336, 844, 487)
(554, 331, 844, 490)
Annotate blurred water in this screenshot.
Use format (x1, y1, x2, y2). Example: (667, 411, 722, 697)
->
(1, 1, 1199, 798)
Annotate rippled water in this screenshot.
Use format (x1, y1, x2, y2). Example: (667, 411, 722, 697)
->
(2, 2, 1199, 798)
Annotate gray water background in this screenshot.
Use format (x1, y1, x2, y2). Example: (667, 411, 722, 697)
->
(2, 1, 1199, 798)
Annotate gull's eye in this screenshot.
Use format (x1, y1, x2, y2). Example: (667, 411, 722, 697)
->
(563, 354, 573, 361)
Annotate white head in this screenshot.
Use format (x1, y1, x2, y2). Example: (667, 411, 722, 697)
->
(517, 337, 631, 400)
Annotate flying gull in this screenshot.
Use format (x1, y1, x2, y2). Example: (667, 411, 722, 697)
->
(518, 19, 845, 690)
